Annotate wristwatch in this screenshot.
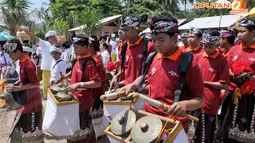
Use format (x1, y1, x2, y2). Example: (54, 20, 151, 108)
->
(79, 82, 85, 88)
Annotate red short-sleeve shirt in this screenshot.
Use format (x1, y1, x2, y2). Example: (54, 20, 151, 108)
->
(227, 43, 255, 72)
(92, 55, 106, 97)
(145, 48, 204, 128)
(185, 45, 203, 63)
(180, 45, 189, 52)
(119, 37, 155, 85)
(19, 55, 42, 113)
(219, 47, 230, 58)
(70, 55, 101, 112)
(198, 51, 230, 114)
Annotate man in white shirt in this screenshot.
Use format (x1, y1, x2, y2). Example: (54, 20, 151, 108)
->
(49, 46, 67, 85)
(60, 42, 72, 72)
(109, 33, 119, 62)
(100, 43, 110, 68)
(20, 27, 57, 99)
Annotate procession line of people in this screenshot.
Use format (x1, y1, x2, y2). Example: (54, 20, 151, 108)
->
(0, 11, 254, 143)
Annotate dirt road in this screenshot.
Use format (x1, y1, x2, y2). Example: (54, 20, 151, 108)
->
(0, 107, 109, 143)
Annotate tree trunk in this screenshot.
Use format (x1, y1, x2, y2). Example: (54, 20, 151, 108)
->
(10, 27, 16, 36)
(185, 0, 187, 12)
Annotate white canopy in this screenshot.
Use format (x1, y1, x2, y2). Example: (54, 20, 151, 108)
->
(179, 14, 246, 30)
(69, 14, 122, 32)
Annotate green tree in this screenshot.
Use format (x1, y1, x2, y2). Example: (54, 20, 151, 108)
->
(181, 0, 194, 12)
(77, 8, 103, 35)
(34, 3, 55, 38)
(122, 0, 160, 16)
(49, 0, 88, 29)
(246, 0, 255, 10)
(53, 20, 69, 36)
(49, 0, 122, 29)
(0, 0, 32, 35)
(89, 0, 123, 17)
(156, 0, 180, 15)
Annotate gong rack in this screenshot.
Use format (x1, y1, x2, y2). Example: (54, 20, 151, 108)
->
(101, 90, 143, 106)
(105, 108, 184, 143)
(47, 88, 78, 106)
(102, 90, 142, 118)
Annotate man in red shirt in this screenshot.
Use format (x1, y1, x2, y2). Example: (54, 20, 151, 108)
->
(3, 39, 44, 142)
(120, 12, 204, 130)
(110, 15, 155, 89)
(219, 30, 235, 58)
(216, 17, 255, 143)
(186, 27, 203, 62)
(193, 30, 230, 143)
(67, 36, 101, 143)
(88, 36, 107, 138)
(180, 32, 189, 51)
(114, 29, 126, 72)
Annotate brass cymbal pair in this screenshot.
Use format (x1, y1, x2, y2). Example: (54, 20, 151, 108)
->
(111, 109, 163, 143)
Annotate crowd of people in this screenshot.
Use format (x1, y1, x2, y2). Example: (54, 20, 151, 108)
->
(0, 11, 254, 143)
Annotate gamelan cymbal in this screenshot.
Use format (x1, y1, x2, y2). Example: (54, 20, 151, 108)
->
(131, 115, 162, 143)
(111, 109, 136, 136)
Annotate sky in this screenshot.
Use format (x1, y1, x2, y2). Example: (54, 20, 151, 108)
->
(0, 0, 193, 24)
(0, 0, 50, 11)
(29, 0, 50, 10)
(0, 0, 193, 11)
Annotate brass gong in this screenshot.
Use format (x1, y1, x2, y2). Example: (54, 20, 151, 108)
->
(111, 109, 136, 136)
(131, 115, 163, 143)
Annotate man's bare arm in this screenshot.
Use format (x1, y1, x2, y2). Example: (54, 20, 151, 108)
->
(19, 27, 39, 44)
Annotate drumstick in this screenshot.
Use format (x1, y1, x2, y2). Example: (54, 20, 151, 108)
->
(4, 66, 12, 80)
(76, 88, 87, 90)
(100, 91, 127, 101)
(59, 72, 63, 85)
(133, 93, 199, 122)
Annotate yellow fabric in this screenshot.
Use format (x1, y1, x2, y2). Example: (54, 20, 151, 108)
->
(0, 99, 7, 107)
(42, 70, 51, 99)
(0, 81, 7, 107)
(249, 7, 255, 17)
(233, 88, 241, 105)
(111, 54, 117, 62)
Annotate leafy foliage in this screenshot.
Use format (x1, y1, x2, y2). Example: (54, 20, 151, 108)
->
(31, 0, 255, 38)
(0, 0, 32, 35)
(52, 20, 69, 36)
(77, 8, 103, 35)
(122, 0, 160, 16)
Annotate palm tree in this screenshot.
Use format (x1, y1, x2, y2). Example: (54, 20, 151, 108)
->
(246, 0, 255, 10)
(181, 0, 195, 12)
(0, 0, 31, 35)
(156, 0, 194, 15)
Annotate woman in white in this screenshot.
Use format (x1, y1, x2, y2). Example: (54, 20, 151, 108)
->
(100, 43, 110, 68)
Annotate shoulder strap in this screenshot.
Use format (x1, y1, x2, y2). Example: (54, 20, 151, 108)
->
(136, 51, 157, 92)
(174, 52, 193, 102)
(141, 37, 149, 74)
(120, 42, 128, 71)
(80, 57, 96, 82)
(71, 58, 77, 68)
(2, 53, 7, 66)
(52, 59, 64, 69)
